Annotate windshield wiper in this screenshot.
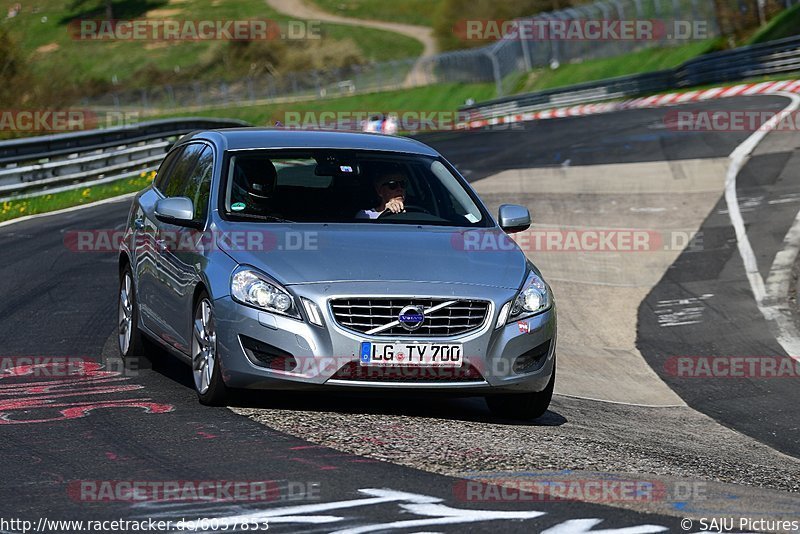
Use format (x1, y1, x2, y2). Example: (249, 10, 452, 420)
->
(229, 213, 295, 223)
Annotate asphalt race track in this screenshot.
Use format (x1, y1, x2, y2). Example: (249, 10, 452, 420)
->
(1, 94, 799, 532)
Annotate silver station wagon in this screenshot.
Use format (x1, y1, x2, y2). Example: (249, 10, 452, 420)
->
(118, 129, 556, 419)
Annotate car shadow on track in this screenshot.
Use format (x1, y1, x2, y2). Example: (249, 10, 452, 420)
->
(228, 389, 568, 427)
(128, 348, 567, 427)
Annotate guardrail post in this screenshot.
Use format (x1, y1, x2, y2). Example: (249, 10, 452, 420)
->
(221, 82, 229, 105)
(519, 19, 533, 72)
(484, 49, 503, 97)
(540, 13, 560, 67)
(610, 0, 625, 18)
(610, 0, 626, 56)
(313, 70, 322, 97)
(193, 83, 202, 107)
(757, 0, 766, 25)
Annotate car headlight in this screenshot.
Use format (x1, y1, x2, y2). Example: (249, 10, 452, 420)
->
(507, 270, 552, 323)
(231, 267, 300, 319)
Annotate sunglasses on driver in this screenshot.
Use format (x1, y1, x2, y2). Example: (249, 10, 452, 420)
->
(380, 180, 406, 190)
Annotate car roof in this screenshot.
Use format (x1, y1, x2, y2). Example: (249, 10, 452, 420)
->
(177, 128, 440, 156)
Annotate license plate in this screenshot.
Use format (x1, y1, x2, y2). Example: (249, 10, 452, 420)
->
(359, 342, 462, 367)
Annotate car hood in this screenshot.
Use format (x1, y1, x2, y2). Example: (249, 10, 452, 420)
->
(217, 223, 528, 290)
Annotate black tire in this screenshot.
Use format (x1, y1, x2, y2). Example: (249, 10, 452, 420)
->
(118, 264, 146, 366)
(485, 365, 555, 420)
(192, 291, 229, 406)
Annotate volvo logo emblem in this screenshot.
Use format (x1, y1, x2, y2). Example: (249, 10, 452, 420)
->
(398, 305, 425, 331)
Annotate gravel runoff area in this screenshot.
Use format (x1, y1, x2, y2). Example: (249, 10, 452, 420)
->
(231, 394, 800, 519)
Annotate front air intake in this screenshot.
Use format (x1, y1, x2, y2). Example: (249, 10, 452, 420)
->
(240, 335, 297, 372)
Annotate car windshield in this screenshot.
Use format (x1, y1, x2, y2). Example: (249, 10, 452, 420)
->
(221, 149, 488, 227)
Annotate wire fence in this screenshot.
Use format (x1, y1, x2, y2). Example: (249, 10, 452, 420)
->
(78, 0, 799, 114)
(460, 34, 800, 120)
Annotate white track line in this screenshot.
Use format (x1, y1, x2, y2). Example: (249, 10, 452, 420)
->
(724, 91, 800, 361)
(0, 192, 136, 230)
(553, 393, 685, 408)
(763, 206, 800, 358)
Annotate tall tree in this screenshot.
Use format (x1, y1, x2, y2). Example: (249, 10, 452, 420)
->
(69, 0, 114, 19)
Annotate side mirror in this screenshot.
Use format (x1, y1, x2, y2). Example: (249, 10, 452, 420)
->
(154, 197, 197, 227)
(498, 204, 531, 234)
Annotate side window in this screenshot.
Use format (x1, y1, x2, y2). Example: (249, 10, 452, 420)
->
(184, 146, 214, 223)
(153, 147, 182, 193)
(163, 143, 205, 198)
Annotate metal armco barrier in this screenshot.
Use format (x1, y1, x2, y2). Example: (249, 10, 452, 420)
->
(0, 118, 248, 201)
(461, 35, 800, 119)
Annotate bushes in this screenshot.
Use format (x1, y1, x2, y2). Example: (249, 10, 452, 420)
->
(0, 26, 30, 107)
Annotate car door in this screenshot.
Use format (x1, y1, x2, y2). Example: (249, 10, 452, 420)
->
(141, 143, 204, 350)
(134, 146, 182, 333)
(157, 144, 214, 354)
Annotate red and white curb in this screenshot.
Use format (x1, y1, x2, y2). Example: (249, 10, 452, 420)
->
(461, 79, 800, 129)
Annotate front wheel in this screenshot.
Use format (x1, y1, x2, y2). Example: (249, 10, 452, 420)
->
(485, 366, 555, 420)
(192, 293, 229, 406)
(118, 265, 145, 363)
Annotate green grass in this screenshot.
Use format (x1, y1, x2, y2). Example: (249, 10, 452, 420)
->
(308, 0, 442, 27)
(0, 171, 155, 223)
(1, 0, 423, 88)
(518, 39, 722, 93)
(747, 3, 800, 44)
(159, 82, 496, 124)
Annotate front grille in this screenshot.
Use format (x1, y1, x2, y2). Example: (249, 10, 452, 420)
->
(331, 362, 485, 382)
(330, 298, 490, 337)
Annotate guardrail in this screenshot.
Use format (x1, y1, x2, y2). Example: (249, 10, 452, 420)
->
(461, 35, 800, 119)
(0, 118, 248, 202)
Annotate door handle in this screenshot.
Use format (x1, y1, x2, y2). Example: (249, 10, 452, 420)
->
(134, 218, 145, 230)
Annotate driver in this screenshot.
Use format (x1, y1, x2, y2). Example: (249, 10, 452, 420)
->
(230, 157, 277, 214)
(355, 172, 407, 219)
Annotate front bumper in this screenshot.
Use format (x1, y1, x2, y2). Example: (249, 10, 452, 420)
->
(214, 282, 556, 394)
